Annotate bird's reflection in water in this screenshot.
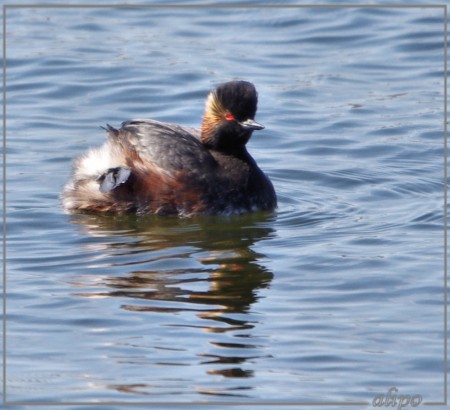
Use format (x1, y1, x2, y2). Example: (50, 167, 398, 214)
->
(68, 212, 275, 397)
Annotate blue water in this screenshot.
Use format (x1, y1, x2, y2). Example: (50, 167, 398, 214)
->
(3, 3, 446, 408)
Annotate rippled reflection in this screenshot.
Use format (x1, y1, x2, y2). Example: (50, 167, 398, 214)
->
(67, 212, 275, 395)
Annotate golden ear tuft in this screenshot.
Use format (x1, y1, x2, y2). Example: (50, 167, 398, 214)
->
(201, 91, 227, 143)
(206, 91, 226, 120)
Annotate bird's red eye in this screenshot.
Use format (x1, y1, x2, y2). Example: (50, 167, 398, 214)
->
(225, 113, 235, 121)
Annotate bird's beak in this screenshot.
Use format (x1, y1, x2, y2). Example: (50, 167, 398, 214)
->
(239, 118, 265, 130)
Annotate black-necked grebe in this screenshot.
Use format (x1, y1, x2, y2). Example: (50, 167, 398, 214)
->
(61, 80, 277, 216)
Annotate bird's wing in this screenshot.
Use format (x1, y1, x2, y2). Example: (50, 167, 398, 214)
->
(106, 119, 217, 174)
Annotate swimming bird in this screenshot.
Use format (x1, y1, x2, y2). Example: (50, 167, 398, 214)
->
(61, 80, 276, 216)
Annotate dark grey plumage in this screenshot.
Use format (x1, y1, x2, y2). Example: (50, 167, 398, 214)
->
(61, 81, 277, 216)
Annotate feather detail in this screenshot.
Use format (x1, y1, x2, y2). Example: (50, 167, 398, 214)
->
(201, 90, 226, 145)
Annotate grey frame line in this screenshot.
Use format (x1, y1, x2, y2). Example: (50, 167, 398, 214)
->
(2, 3, 447, 407)
(2, 3, 6, 407)
(3, 3, 449, 8)
(443, 3, 448, 407)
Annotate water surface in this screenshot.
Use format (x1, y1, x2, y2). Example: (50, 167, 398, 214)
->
(3, 4, 446, 407)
